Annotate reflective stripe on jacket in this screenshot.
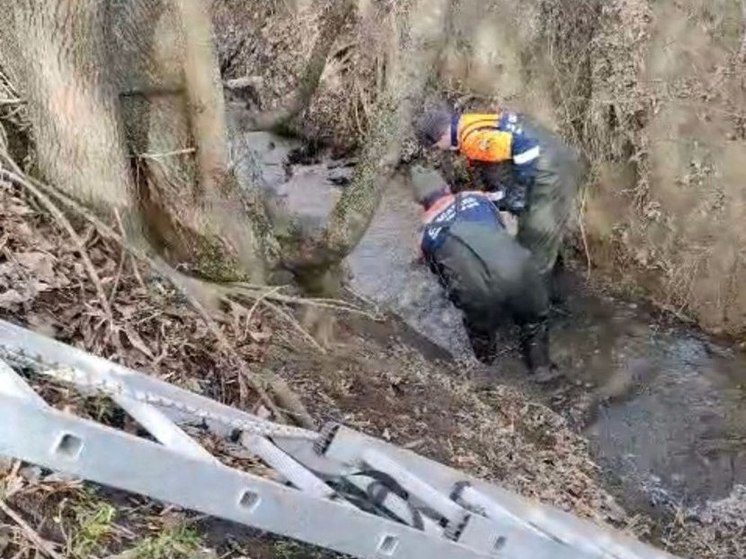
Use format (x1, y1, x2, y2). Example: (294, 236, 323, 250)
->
(456, 112, 541, 176)
(420, 191, 503, 255)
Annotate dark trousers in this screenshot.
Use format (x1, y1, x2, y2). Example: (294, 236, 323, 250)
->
(430, 222, 550, 369)
(474, 123, 587, 277)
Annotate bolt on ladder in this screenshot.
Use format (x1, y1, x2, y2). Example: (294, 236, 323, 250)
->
(0, 319, 678, 559)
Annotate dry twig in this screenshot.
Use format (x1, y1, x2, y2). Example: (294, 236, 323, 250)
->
(0, 168, 114, 326)
(0, 500, 64, 559)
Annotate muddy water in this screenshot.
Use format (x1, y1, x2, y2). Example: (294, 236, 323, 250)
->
(232, 129, 746, 515)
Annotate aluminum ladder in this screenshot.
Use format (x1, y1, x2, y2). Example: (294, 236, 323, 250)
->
(0, 319, 678, 559)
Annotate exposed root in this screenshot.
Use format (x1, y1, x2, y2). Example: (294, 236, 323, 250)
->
(0, 155, 382, 426)
(262, 370, 317, 430)
(227, 281, 383, 320)
(263, 299, 326, 353)
(0, 146, 318, 427)
(149, 259, 290, 423)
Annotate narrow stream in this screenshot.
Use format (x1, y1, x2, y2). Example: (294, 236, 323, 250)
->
(231, 127, 746, 520)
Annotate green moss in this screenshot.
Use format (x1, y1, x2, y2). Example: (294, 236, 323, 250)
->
(62, 492, 117, 559)
(194, 236, 246, 282)
(130, 524, 203, 559)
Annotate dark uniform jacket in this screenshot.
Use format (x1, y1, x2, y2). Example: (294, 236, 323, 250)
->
(420, 191, 547, 329)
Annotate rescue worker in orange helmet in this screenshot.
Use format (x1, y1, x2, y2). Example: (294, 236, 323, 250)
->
(416, 108, 586, 299)
(411, 166, 557, 380)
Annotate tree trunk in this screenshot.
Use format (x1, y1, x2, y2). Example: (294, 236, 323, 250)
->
(1, 0, 277, 283)
(281, 0, 449, 271)
(0, 2, 134, 212)
(1, 0, 446, 288)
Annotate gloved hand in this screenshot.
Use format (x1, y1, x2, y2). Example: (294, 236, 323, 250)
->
(501, 183, 528, 215)
(487, 184, 528, 215)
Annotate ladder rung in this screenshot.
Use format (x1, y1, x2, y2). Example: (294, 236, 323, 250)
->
(361, 448, 467, 527)
(239, 433, 335, 499)
(115, 394, 216, 462)
(0, 395, 494, 559)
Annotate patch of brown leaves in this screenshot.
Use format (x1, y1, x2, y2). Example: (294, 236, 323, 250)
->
(0, 180, 272, 410)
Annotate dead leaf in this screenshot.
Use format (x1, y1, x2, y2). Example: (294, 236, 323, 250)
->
(249, 330, 272, 342)
(0, 288, 28, 309)
(15, 251, 56, 281)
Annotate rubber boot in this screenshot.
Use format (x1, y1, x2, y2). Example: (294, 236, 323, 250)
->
(464, 319, 498, 364)
(519, 320, 561, 383)
(545, 253, 567, 306)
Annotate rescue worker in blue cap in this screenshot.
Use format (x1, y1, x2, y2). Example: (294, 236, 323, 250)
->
(411, 166, 558, 380)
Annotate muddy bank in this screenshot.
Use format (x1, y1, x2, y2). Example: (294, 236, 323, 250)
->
(357, 177, 746, 520)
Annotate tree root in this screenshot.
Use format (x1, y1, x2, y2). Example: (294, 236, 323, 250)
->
(149, 259, 292, 423)
(262, 370, 317, 430)
(0, 151, 315, 427)
(227, 281, 382, 321)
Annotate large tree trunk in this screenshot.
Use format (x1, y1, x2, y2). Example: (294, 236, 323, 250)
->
(1, 0, 446, 288)
(0, 2, 134, 212)
(1, 0, 277, 283)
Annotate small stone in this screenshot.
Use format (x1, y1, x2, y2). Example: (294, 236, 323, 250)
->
(19, 465, 42, 483)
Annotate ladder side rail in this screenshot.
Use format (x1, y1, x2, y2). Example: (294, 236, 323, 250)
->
(323, 426, 679, 559)
(0, 320, 313, 441)
(331, 438, 584, 559)
(0, 395, 494, 559)
(467, 483, 676, 559)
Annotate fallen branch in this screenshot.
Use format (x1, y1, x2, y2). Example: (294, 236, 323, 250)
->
(0, 499, 64, 559)
(0, 168, 114, 326)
